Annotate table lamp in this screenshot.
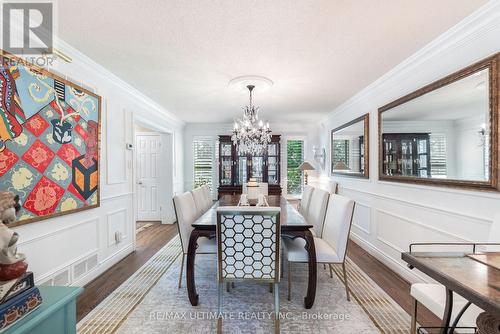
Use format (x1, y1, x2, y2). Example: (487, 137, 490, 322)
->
(298, 161, 315, 185)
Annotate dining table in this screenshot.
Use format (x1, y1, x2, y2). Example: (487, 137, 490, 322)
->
(186, 194, 317, 309)
(402, 249, 500, 334)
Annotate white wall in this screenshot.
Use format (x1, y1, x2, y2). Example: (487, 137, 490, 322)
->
(309, 2, 500, 283)
(183, 122, 317, 196)
(11, 37, 184, 286)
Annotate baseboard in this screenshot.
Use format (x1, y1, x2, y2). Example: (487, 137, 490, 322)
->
(350, 233, 425, 284)
(72, 243, 135, 287)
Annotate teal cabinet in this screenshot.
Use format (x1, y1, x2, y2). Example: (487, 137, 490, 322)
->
(3, 286, 83, 334)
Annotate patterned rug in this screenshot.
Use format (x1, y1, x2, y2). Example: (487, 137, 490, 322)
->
(77, 235, 412, 334)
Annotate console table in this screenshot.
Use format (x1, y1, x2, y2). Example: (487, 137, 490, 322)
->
(2, 286, 83, 334)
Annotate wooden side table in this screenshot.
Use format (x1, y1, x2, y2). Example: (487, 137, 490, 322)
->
(2, 286, 83, 334)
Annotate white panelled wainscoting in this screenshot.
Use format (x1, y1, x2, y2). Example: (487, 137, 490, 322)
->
(12, 36, 185, 288)
(308, 1, 500, 284)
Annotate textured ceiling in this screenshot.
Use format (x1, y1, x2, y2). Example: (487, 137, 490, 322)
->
(57, 0, 486, 124)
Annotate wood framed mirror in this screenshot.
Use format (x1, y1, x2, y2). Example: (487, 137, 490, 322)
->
(378, 53, 499, 191)
(331, 113, 369, 178)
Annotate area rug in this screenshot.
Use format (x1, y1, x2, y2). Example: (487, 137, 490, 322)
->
(78, 235, 412, 333)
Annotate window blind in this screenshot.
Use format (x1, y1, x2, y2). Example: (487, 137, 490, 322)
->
(429, 133, 447, 177)
(193, 138, 214, 192)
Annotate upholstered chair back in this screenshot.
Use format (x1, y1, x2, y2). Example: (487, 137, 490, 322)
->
(216, 206, 281, 282)
(173, 192, 198, 253)
(306, 188, 330, 237)
(322, 195, 355, 262)
(328, 181, 339, 194)
(191, 187, 207, 218)
(258, 183, 269, 196)
(201, 185, 212, 210)
(298, 185, 314, 217)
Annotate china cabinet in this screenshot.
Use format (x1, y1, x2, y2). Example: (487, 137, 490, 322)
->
(217, 135, 282, 197)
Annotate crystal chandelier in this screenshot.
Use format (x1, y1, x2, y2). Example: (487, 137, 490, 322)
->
(232, 85, 272, 155)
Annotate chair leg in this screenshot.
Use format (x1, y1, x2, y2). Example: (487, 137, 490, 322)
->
(274, 282, 280, 334)
(288, 261, 292, 301)
(410, 298, 417, 334)
(178, 253, 185, 289)
(329, 264, 333, 278)
(342, 262, 350, 301)
(218, 282, 223, 334)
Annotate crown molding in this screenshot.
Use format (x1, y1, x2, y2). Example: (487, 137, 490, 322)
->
(322, 0, 500, 124)
(53, 38, 185, 128)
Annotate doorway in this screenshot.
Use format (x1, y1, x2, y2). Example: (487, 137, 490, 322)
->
(134, 122, 174, 241)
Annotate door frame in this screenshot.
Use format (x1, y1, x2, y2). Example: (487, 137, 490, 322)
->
(132, 115, 175, 250)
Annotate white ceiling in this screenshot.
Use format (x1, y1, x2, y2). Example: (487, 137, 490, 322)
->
(57, 0, 486, 124)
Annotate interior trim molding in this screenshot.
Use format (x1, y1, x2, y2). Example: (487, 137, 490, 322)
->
(350, 232, 427, 284)
(375, 208, 471, 246)
(322, 1, 500, 124)
(54, 38, 185, 128)
(106, 104, 127, 185)
(106, 208, 129, 247)
(18, 217, 100, 247)
(352, 202, 371, 235)
(35, 248, 99, 284)
(73, 244, 135, 287)
(341, 186, 493, 225)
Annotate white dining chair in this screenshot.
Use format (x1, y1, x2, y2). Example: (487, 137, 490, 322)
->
(216, 206, 281, 334)
(191, 187, 208, 218)
(298, 185, 314, 217)
(284, 194, 355, 302)
(305, 188, 330, 237)
(201, 184, 213, 211)
(173, 191, 216, 288)
(409, 213, 500, 333)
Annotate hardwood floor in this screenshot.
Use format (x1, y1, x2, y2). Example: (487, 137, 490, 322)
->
(76, 222, 178, 321)
(347, 240, 441, 328)
(77, 218, 439, 329)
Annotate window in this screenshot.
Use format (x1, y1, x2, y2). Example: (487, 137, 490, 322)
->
(429, 134, 447, 178)
(193, 138, 214, 192)
(287, 140, 304, 195)
(332, 139, 349, 168)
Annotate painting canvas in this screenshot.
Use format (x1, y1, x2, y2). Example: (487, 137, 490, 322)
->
(0, 51, 101, 226)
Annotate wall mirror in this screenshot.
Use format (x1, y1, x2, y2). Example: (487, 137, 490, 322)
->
(331, 114, 369, 178)
(379, 53, 499, 190)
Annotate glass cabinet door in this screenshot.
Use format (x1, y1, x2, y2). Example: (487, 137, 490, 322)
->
(220, 142, 233, 185)
(401, 139, 413, 176)
(220, 157, 232, 185)
(251, 156, 264, 181)
(236, 155, 247, 185)
(267, 143, 279, 185)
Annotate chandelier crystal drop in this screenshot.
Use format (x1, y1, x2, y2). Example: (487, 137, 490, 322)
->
(231, 85, 272, 155)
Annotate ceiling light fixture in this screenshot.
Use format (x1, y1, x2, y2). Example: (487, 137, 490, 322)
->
(232, 85, 272, 155)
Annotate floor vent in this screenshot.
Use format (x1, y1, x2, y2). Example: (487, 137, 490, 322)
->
(73, 253, 99, 281)
(53, 269, 71, 286)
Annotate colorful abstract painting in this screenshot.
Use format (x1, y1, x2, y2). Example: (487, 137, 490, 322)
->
(0, 52, 101, 226)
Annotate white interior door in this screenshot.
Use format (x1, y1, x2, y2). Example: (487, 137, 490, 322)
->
(136, 133, 161, 221)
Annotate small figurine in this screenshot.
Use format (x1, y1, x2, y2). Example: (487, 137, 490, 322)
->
(0, 192, 27, 281)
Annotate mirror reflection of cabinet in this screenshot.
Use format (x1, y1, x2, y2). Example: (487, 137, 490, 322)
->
(378, 52, 499, 191)
(218, 135, 282, 197)
(382, 134, 430, 177)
